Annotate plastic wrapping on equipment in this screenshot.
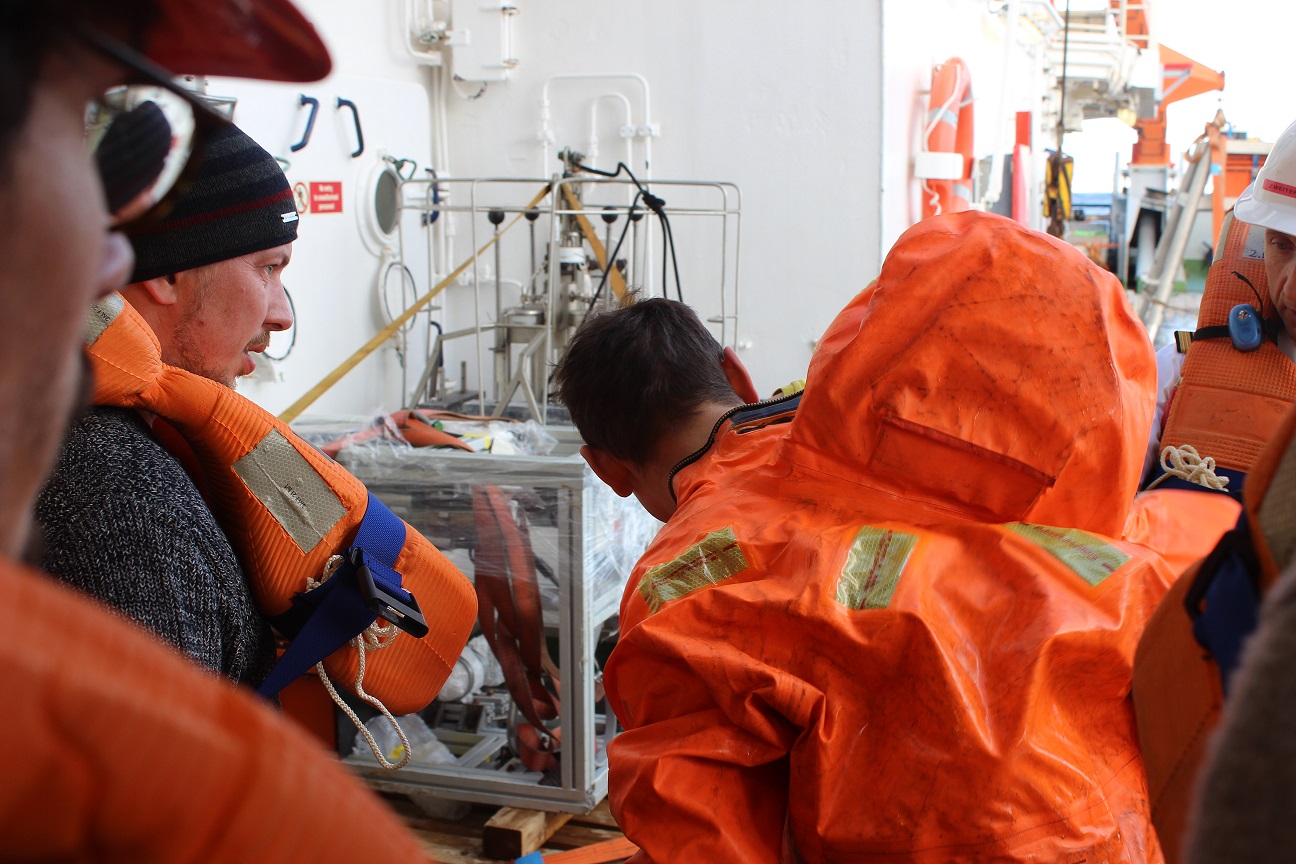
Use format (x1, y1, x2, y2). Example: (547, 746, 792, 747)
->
(294, 419, 660, 619)
(351, 714, 471, 819)
(295, 413, 558, 457)
(437, 634, 505, 702)
(353, 713, 454, 769)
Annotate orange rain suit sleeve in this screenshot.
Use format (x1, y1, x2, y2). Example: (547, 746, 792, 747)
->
(607, 609, 798, 861)
(1124, 488, 1242, 575)
(0, 558, 430, 863)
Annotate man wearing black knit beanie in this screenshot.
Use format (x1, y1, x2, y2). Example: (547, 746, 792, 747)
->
(33, 119, 299, 687)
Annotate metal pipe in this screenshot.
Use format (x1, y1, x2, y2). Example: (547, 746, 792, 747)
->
(1142, 140, 1213, 342)
(983, 0, 1020, 209)
(589, 92, 634, 172)
(539, 74, 653, 177)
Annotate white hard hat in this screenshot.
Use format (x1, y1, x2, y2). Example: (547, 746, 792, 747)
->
(1235, 118, 1296, 236)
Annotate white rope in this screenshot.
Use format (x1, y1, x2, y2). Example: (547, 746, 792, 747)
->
(306, 555, 412, 771)
(1147, 444, 1231, 492)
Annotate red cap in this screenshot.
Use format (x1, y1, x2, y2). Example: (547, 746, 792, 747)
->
(142, 0, 332, 83)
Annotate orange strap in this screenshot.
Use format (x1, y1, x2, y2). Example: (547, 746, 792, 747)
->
(319, 409, 474, 458)
(472, 485, 562, 771)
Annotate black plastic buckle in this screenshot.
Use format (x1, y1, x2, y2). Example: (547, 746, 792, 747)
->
(350, 548, 429, 638)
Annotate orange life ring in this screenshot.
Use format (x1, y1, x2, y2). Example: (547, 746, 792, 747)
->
(918, 57, 975, 220)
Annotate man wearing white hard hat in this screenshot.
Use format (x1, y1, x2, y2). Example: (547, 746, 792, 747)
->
(1160, 122, 1296, 864)
(0, 0, 434, 859)
(1234, 120, 1296, 336)
(1141, 120, 1296, 487)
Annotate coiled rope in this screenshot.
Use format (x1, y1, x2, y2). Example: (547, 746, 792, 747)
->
(1146, 444, 1230, 492)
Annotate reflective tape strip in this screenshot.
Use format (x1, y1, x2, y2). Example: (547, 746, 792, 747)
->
(233, 429, 347, 553)
(638, 526, 747, 614)
(1007, 523, 1129, 587)
(926, 106, 958, 127)
(85, 294, 125, 346)
(835, 527, 917, 610)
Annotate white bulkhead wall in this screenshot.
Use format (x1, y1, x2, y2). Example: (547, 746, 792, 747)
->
(207, 1, 1053, 411)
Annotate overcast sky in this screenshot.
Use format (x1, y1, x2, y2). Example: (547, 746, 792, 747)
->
(1067, 0, 1296, 192)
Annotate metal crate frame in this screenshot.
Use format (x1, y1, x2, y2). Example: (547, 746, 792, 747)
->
(332, 427, 652, 812)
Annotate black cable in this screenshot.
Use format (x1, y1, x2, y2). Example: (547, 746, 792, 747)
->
(661, 214, 668, 298)
(421, 318, 444, 404)
(662, 214, 684, 303)
(587, 190, 642, 311)
(569, 160, 684, 304)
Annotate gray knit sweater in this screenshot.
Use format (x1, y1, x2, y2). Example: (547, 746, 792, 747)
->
(33, 407, 275, 687)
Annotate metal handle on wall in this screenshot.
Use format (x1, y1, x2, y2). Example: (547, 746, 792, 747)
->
(337, 97, 364, 158)
(290, 94, 319, 153)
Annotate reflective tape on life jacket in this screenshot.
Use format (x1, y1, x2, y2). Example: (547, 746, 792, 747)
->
(1157, 211, 1296, 489)
(84, 294, 477, 714)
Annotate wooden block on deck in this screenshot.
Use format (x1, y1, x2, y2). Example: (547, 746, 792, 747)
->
(482, 807, 574, 860)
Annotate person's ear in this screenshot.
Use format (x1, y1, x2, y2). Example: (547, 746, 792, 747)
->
(133, 273, 180, 306)
(720, 346, 759, 404)
(580, 444, 637, 498)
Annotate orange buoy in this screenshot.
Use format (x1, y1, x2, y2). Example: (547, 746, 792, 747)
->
(916, 57, 975, 220)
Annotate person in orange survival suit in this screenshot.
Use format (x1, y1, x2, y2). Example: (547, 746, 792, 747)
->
(0, 0, 435, 858)
(554, 211, 1175, 863)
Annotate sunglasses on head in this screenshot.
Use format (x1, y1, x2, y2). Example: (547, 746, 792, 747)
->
(70, 19, 231, 230)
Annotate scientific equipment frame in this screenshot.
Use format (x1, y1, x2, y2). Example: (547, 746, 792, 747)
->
(392, 173, 743, 421)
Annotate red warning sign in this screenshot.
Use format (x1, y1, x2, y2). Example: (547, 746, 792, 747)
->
(309, 181, 343, 214)
(292, 181, 309, 214)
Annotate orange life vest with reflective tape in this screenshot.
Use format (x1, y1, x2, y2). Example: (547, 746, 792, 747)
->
(1158, 211, 1296, 482)
(85, 293, 477, 715)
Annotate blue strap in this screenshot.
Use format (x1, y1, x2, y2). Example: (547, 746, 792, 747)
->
(1186, 514, 1262, 698)
(350, 492, 412, 606)
(1192, 549, 1261, 697)
(257, 494, 408, 700)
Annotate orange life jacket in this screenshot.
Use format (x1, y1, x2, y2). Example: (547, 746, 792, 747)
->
(605, 212, 1173, 862)
(1157, 210, 1296, 483)
(1133, 406, 1296, 863)
(85, 293, 477, 715)
(1129, 212, 1296, 863)
(1123, 210, 1266, 568)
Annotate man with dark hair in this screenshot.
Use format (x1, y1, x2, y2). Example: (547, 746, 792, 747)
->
(35, 118, 298, 686)
(554, 297, 758, 522)
(557, 212, 1175, 862)
(0, 0, 433, 857)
